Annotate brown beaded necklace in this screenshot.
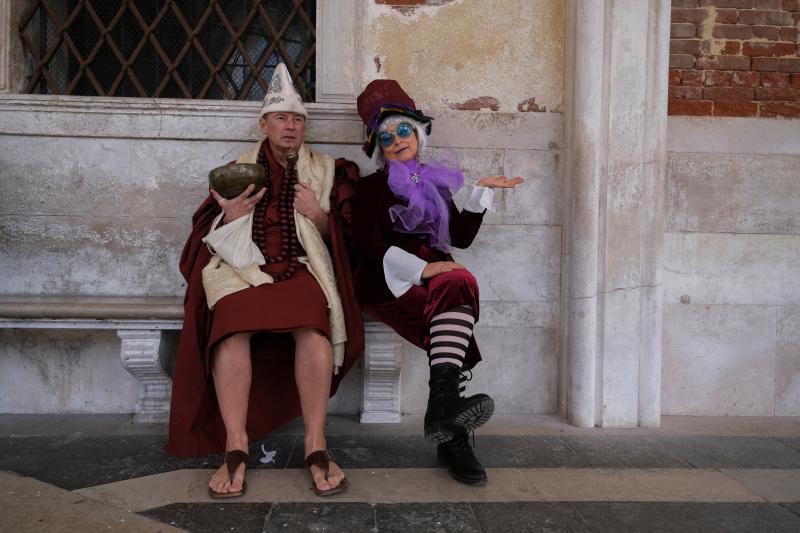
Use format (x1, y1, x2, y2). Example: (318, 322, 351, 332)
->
(253, 147, 301, 282)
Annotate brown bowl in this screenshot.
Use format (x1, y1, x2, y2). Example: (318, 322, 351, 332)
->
(208, 163, 267, 199)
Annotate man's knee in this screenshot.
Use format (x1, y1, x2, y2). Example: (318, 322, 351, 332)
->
(293, 327, 331, 351)
(213, 332, 252, 355)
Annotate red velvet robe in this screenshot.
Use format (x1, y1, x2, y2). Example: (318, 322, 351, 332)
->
(165, 149, 364, 457)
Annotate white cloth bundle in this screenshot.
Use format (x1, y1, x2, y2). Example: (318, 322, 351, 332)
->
(203, 211, 267, 270)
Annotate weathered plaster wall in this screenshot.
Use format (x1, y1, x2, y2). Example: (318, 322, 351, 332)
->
(1, 1, 566, 417)
(363, 0, 564, 113)
(0, 329, 140, 413)
(0, 97, 563, 416)
(663, 116, 800, 416)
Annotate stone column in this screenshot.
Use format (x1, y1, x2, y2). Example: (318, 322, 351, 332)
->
(0, 0, 10, 94)
(562, 0, 670, 428)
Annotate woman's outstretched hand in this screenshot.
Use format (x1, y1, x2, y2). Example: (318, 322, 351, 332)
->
(476, 175, 525, 188)
(210, 183, 267, 224)
(421, 261, 466, 280)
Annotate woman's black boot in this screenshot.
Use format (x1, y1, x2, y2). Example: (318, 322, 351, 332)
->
(437, 427, 487, 485)
(424, 363, 494, 443)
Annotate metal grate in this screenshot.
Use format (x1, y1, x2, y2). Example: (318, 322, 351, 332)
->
(18, 0, 316, 101)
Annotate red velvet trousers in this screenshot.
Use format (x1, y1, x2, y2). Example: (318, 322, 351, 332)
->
(361, 269, 482, 369)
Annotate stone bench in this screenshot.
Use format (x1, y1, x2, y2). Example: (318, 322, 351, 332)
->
(0, 295, 182, 423)
(0, 295, 405, 424)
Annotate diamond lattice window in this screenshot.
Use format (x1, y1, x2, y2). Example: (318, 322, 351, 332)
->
(19, 0, 316, 101)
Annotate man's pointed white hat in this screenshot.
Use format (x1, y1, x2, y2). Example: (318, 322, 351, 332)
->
(259, 62, 308, 117)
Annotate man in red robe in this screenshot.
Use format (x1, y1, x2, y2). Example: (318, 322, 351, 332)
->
(166, 63, 363, 499)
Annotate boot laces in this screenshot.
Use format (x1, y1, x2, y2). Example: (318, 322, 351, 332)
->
(449, 429, 476, 456)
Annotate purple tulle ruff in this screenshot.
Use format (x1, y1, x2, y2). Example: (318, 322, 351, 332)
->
(386, 158, 464, 252)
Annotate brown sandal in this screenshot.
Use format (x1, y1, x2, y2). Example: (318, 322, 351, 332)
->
(208, 449, 248, 498)
(305, 450, 348, 497)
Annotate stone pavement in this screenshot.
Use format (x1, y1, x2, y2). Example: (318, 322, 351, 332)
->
(1, 414, 800, 532)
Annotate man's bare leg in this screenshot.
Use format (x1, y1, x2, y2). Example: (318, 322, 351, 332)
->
(293, 327, 345, 492)
(208, 332, 252, 495)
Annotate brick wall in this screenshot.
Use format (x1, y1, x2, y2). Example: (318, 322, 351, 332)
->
(670, 0, 800, 117)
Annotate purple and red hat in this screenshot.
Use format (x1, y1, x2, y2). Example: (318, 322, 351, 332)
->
(356, 79, 433, 158)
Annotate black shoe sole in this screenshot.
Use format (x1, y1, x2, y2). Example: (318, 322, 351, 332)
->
(452, 395, 495, 432)
(424, 421, 456, 443)
(445, 471, 487, 486)
(424, 396, 495, 443)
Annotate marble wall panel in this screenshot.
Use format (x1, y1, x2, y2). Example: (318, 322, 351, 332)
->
(327, 358, 362, 415)
(451, 225, 561, 303)
(663, 232, 800, 306)
(777, 306, 800, 416)
(399, 301, 559, 415)
(0, 215, 185, 296)
(662, 303, 776, 416)
(1, 136, 133, 217)
(501, 149, 561, 226)
(397, 338, 432, 415)
(399, 324, 558, 416)
(667, 153, 800, 235)
(430, 111, 563, 151)
(0, 135, 382, 221)
(667, 117, 800, 156)
(0, 330, 139, 413)
(447, 148, 505, 226)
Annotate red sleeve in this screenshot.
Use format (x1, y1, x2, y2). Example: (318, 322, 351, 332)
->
(179, 195, 221, 282)
(331, 158, 360, 230)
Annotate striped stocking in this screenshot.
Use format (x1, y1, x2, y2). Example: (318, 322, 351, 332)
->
(428, 304, 475, 368)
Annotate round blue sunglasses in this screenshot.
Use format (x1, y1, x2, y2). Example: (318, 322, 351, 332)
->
(378, 122, 415, 147)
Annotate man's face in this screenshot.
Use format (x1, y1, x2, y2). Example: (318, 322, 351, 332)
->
(260, 112, 306, 154)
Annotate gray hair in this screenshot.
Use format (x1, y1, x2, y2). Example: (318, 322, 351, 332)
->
(372, 115, 428, 166)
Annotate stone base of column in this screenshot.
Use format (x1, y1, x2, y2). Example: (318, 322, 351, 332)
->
(118, 330, 174, 424)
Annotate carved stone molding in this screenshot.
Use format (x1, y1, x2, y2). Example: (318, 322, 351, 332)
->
(316, 0, 362, 103)
(117, 330, 174, 423)
(0, 94, 361, 143)
(361, 322, 403, 423)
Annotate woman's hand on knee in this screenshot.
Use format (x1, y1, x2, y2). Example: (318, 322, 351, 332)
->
(421, 261, 466, 280)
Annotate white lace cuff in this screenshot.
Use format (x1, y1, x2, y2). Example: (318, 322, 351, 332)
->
(383, 246, 427, 298)
(463, 185, 494, 213)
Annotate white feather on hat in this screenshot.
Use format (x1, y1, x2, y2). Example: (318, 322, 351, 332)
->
(259, 62, 308, 117)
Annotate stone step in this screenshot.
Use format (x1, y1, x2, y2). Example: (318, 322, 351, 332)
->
(0, 471, 185, 532)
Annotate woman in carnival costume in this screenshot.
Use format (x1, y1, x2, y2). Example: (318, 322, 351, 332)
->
(352, 80, 523, 485)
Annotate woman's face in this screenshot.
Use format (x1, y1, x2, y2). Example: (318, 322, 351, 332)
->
(379, 121, 419, 163)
